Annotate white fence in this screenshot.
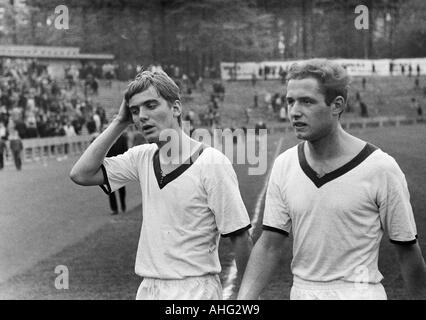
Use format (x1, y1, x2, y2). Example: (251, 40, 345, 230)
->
(221, 58, 426, 80)
(269, 115, 425, 133)
(4, 135, 93, 166)
(2, 115, 424, 167)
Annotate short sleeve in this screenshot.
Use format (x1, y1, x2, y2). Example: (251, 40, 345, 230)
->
(203, 151, 251, 237)
(101, 148, 139, 194)
(262, 158, 291, 236)
(377, 157, 417, 244)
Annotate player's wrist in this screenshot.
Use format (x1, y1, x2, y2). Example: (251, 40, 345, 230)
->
(112, 116, 131, 127)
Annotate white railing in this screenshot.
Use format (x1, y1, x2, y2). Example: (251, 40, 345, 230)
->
(2, 115, 424, 166)
(4, 135, 93, 166)
(269, 116, 425, 133)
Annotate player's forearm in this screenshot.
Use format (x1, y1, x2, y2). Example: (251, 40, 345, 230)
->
(396, 243, 426, 299)
(70, 119, 128, 183)
(237, 237, 282, 300)
(231, 231, 253, 279)
(401, 255, 426, 299)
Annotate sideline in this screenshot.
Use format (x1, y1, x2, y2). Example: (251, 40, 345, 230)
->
(222, 136, 284, 300)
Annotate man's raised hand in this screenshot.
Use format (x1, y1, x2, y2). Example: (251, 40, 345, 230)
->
(116, 98, 133, 125)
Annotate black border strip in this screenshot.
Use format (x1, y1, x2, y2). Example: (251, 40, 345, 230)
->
(221, 224, 252, 238)
(390, 235, 418, 245)
(262, 225, 290, 237)
(153, 144, 207, 189)
(298, 142, 378, 188)
(99, 164, 112, 195)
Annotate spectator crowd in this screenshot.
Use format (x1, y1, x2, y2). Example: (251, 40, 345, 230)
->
(0, 58, 108, 143)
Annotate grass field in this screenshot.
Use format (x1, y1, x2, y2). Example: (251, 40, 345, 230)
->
(0, 123, 425, 300)
(96, 75, 426, 128)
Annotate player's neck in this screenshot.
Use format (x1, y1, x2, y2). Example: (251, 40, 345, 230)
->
(306, 125, 358, 161)
(157, 129, 198, 164)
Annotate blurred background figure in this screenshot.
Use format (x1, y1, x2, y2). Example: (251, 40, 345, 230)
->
(8, 130, 23, 171)
(127, 124, 147, 147)
(279, 105, 287, 122)
(411, 97, 423, 119)
(0, 137, 7, 170)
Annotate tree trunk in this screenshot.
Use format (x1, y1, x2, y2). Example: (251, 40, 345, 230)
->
(81, 7, 89, 52)
(301, 0, 308, 58)
(30, 8, 36, 45)
(159, 1, 167, 65)
(364, 0, 374, 58)
(150, 12, 157, 63)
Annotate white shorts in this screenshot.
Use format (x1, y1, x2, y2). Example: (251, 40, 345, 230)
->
(290, 277, 387, 300)
(136, 274, 223, 300)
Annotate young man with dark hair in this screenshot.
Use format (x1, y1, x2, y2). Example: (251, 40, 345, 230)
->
(70, 70, 252, 300)
(238, 59, 426, 300)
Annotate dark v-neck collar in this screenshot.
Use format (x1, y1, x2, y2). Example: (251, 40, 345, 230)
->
(153, 144, 206, 189)
(298, 141, 378, 188)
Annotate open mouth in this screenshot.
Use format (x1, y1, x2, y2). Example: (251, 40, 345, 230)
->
(292, 122, 307, 128)
(142, 125, 155, 132)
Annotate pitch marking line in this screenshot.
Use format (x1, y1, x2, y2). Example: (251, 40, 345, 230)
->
(222, 136, 285, 300)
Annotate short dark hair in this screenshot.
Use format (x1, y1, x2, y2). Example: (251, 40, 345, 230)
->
(286, 59, 350, 106)
(125, 70, 182, 125)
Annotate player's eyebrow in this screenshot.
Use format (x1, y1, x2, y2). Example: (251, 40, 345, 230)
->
(129, 99, 159, 108)
(286, 95, 315, 101)
(298, 95, 316, 100)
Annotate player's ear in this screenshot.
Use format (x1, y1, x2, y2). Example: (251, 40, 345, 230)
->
(331, 96, 345, 117)
(171, 100, 182, 119)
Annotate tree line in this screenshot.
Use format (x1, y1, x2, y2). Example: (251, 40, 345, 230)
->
(1, 0, 425, 77)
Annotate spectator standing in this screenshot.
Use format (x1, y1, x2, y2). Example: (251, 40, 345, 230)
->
(279, 67, 287, 84)
(360, 100, 369, 118)
(274, 93, 282, 113)
(414, 77, 420, 89)
(410, 98, 423, 119)
(264, 92, 272, 110)
(0, 137, 7, 170)
(86, 113, 96, 135)
(64, 120, 77, 157)
(0, 121, 7, 139)
(9, 130, 23, 171)
(93, 112, 102, 133)
(279, 105, 287, 122)
(128, 125, 147, 147)
(417, 104, 423, 119)
(196, 76, 204, 92)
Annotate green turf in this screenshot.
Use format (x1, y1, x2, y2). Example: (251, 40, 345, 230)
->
(97, 76, 426, 128)
(0, 124, 424, 299)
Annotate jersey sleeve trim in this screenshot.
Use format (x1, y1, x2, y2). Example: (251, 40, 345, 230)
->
(99, 164, 112, 195)
(390, 235, 418, 245)
(221, 224, 252, 238)
(262, 225, 289, 237)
